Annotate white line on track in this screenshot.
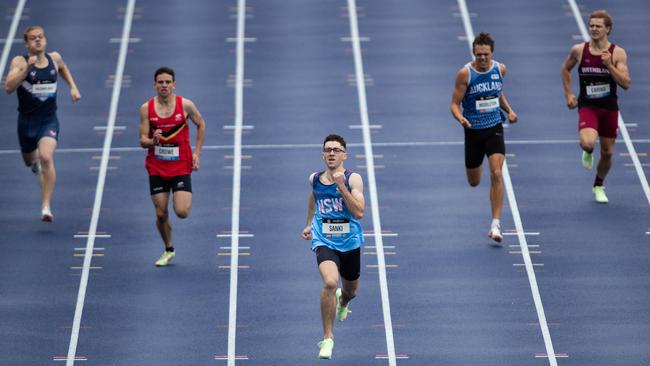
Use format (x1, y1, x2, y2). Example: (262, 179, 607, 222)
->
(65, 1, 135, 365)
(3, 138, 650, 156)
(346, 1, 397, 365)
(566, 0, 650, 206)
(227, 0, 247, 364)
(0, 0, 26, 75)
(457, 1, 558, 364)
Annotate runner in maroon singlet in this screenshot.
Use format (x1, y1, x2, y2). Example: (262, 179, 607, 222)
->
(139, 67, 206, 266)
(562, 10, 631, 203)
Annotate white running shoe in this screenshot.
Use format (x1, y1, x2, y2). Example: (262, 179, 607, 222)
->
(41, 207, 53, 222)
(488, 224, 502, 244)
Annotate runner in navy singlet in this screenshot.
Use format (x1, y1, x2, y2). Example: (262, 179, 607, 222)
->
(562, 10, 631, 203)
(4, 26, 81, 222)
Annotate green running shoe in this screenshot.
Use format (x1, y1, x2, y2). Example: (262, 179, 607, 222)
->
(335, 288, 350, 321)
(582, 151, 593, 170)
(592, 186, 608, 204)
(155, 251, 175, 266)
(318, 338, 334, 359)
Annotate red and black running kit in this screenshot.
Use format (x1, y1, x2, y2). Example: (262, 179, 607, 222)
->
(145, 95, 193, 179)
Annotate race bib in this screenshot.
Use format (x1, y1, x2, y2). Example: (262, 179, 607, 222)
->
(476, 97, 500, 112)
(322, 218, 350, 235)
(154, 144, 179, 161)
(586, 83, 610, 99)
(32, 82, 57, 98)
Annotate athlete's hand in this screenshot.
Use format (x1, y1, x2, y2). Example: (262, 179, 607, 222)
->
(601, 50, 612, 66)
(507, 110, 518, 124)
(301, 225, 312, 240)
(152, 129, 162, 144)
(332, 171, 346, 187)
(70, 87, 81, 103)
(192, 153, 200, 171)
(458, 116, 472, 128)
(566, 94, 578, 109)
(27, 56, 37, 67)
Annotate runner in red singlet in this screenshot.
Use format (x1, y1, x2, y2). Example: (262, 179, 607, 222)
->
(139, 67, 206, 266)
(562, 10, 631, 203)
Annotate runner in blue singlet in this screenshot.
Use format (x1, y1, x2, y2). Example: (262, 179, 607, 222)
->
(4, 26, 81, 221)
(301, 134, 365, 359)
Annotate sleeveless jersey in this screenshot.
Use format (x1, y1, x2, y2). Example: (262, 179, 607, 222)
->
(311, 170, 364, 252)
(578, 42, 618, 110)
(145, 95, 193, 178)
(17, 53, 57, 116)
(461, 60, 505, 129)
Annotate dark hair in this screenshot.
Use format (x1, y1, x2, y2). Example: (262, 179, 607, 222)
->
(589, 10, 613, 35)
(23, 26, 44, 42)
(323, 134, 346, 149)
(472, 32, 494, 52)
(154, 67, 175, 81)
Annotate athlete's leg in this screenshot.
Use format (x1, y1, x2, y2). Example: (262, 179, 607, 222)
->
(579, 127, 598, 153)
(340, 278, 358, 308)
(318, 260, 339, 340)
(151, 192, 173, 249)
(37, 137, 57, 210)
(487, 153, 505, 220)
(596, 136, 615, 182)
(466, 166, 481, 187)
(21, 150, 38, 167)
(172, 191, 192, 219)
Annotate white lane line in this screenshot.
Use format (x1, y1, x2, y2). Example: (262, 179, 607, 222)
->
(457, 1, 558, 365)
(227, 0, 247, 365)
(346, 1, 396, 365)
(0, 0, 26, 76)
(567, 0, 650, 206)
(5, 138, 650, 155)
(65, 1, 135, 365)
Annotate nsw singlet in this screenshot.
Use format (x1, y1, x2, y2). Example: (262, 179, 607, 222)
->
(17, 53, 57, 116)
(145, 95, 192, 178)
(311, 170, 364, 252)
(461, 60, 505, 130)
(578, 42, 618, 110)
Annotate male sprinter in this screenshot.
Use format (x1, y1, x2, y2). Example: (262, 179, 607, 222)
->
(301, 134, 365, 359)
(4, 25, 81, 221)
(139, 67, 206, 266)
(450, 32, 518, 244)
(562, 10, 631, 203)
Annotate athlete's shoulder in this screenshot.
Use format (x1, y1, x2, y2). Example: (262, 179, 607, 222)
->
(308, 171, 319, 185)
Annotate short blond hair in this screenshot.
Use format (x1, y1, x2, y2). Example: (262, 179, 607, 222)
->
(23, 26, 44, 42)
(589, 10, 613, 35)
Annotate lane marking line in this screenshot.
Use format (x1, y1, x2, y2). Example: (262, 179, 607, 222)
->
(0, 0, 26, 76)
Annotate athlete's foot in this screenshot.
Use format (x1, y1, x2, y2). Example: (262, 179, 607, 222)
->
(155, 250, 175, 266)
(335, 288, 351, 321)
(592, 186, 608, 204)
(41, 206, 53, 222)
(31, 161, 41, 176)
(317, 338, 334, 359)
(488, 223, 502, 245)
(582, 151, 593, 170)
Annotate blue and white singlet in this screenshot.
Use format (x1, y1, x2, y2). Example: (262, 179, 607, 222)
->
(461, 60, 504, 129)
(17, 53, 58, 116)
(310, 170, 364, 252)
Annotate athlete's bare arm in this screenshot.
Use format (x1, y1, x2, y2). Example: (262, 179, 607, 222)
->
(333, 172, 365, 220)
(49, 51, 80, 102)
(302, 173, 317, 240)
(4, 56, 30, 94)
(139, 103, 160, 148)
(605, 46, 631, 90)
(498, 63, 518, 123)
(561, 43, 583, 109)
(183, 98, 206, 170)
(450, 67, 471, 128)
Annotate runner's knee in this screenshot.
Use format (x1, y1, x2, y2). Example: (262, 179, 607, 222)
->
(323, 278, 338, 292)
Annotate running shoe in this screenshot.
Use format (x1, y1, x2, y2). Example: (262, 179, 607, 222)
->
(41, 206, 53, 222)
(582, 151, 593, 170)
(31, 161, 41, 176)
(335, 288, 350, 321)
(592, 186, 608, 204)
(317, 338, 334, 359)
(155, 251, 175, 266)
(488, 223, 502, 244)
